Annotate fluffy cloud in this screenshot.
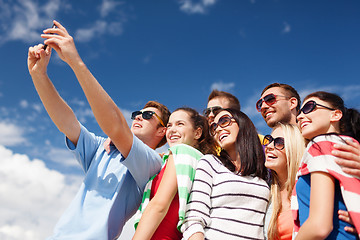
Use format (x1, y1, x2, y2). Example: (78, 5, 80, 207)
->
(0, 145, 82, 240)
(0, 0, 63, 44)
(0, 121, 26, 146)
(210, 81, 235, 92)
(178, 0, 217, 14)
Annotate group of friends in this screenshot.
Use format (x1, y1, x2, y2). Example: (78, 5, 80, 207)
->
(27, 20, 360, 240)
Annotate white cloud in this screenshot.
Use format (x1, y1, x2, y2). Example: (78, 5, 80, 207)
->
(0, 121, 26, 146)
(0, 145, 82, 240)
(100, 0, 125, 18)
(282, 21, 291, 34)
(210, 81, 235, 92)
(20, 99, 29, 108)
(46, 146, 80, 168)
(178, 0, 217, 14)
(0, 0, 62, 44)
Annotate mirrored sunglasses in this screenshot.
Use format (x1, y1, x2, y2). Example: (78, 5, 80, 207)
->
(263, 135, 285, 150)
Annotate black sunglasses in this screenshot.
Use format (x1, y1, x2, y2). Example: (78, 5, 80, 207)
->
(256, 93, 289, 112)
(203, 106, 223, 117)
(210, 115, 235, 136)
(298, 100, 336, 115)
(263, 135, 285, 150)
(131, 110, 165, 127)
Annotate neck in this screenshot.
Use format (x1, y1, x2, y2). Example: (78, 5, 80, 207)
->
(276, 170, 288, 190)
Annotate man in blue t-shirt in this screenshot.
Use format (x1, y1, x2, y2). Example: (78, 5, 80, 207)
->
(28, 20, 170, 239)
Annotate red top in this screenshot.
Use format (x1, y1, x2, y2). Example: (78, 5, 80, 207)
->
(150, 163, 182, 240)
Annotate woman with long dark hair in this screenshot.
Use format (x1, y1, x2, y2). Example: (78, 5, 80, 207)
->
(182, 108, 270, 240)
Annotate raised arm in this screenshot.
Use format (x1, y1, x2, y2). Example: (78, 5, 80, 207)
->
(42, 20, 133, 157)
(27, 44, 80, 145)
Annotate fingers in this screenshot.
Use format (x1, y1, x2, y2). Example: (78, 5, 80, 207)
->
(338, 210, 357, 234)
(344, 226, 357, 234)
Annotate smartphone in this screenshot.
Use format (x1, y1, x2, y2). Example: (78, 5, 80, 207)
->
(43, 23, 57, 50)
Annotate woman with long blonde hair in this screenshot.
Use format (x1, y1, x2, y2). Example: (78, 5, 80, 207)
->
(264, 123, 305, 240)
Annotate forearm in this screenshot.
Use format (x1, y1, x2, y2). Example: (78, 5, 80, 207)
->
(133, 200, 169, 240)
(188, 232, 204, 240)
(295, 220, 332, 240)
(31, 72, 80, 144)
(69, 60, 132, 153)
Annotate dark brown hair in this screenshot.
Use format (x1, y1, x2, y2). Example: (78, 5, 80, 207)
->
(208, 89, 241, 110)
(174, 107, 218, 155)
(304, 91, 360, 142)
(218, 108, 268, 181)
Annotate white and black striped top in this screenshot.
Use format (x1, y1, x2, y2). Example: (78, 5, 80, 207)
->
(181, 154, 270, 240)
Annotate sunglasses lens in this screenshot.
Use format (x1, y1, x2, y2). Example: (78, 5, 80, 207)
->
(131, 111, 141, 120)
(264, 94, 276, 105)
(263, 135, 272, 146)
(142, 111, 153, 120)
(302, 101, 316, 114)
(218, 116, 231, 128)
(204, 106, 223, 117)
(274, 137, 285, 150)
(256, 99, 263, 111)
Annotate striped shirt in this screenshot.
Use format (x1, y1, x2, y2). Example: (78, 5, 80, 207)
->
(291, 134, 360, 239)
(181, 154, 270, 240)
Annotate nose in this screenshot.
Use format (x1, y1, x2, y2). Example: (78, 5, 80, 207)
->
(134, 114, 143, 121)
(296, 111, 304, 122)
(265, 141, 275, 152)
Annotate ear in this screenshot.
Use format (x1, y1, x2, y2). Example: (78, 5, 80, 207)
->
(289, 97, 298, 111)
(194, 127, 203, 140)
(330, 109, 343, 122)
(156, 126, 167, 137)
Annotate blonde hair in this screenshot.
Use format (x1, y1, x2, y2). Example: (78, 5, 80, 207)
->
(267, 123, 305, 240)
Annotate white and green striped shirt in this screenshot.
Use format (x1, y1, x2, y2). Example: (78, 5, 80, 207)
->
(134, 144, 203, 231)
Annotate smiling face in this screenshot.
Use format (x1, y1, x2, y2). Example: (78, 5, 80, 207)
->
(131, 107, 164, 141)
(264, 127, 288, 176)
(260, 87, 294, 128)
(212, 110, 239, 153)
(166, 110, 201, 148)
(297, 97, 336, 140)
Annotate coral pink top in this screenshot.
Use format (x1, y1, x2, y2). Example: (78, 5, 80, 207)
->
(277, 209, 293, 240)
(150, 163, 182, 240)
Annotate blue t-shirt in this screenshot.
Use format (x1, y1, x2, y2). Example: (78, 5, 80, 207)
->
(296, 174, 357, 240)
(47, 124, 162, 240)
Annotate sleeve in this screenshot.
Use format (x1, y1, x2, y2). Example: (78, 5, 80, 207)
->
(65, 123, 104, 172)
(181, 155, 215, 240)
(170, 144, 203, 229)
(121, 134, 163, 193)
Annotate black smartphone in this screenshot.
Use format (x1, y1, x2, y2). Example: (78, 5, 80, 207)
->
(43, 23, 57, 50)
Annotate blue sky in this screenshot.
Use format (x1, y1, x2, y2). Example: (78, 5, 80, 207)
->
(0, 0, 359, 239)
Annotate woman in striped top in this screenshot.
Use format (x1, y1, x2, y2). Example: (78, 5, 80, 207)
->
(182, 108, 270, 240)
(293, 91, 360, 239)
(133, 107, 218, 240)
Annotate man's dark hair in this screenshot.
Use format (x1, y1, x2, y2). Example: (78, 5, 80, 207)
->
(208, 89, 241, 110)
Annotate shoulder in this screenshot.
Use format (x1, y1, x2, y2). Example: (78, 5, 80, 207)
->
(169, 144, 203, 158)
